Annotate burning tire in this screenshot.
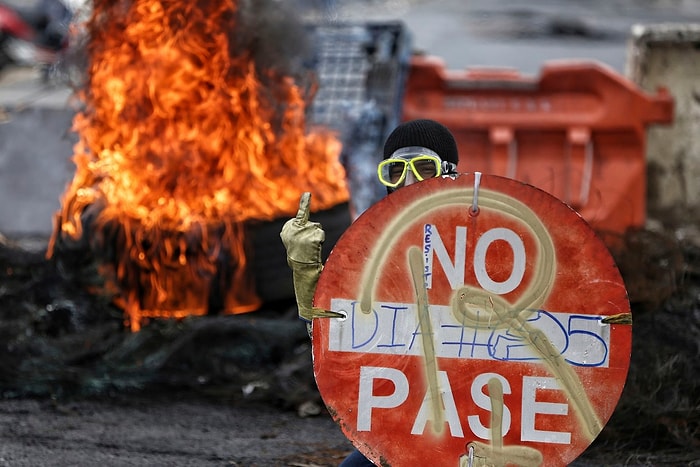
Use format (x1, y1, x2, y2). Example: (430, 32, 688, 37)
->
(249, 202, 352, 304)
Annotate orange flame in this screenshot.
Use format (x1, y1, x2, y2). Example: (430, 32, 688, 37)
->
(48, 0, 349, 331)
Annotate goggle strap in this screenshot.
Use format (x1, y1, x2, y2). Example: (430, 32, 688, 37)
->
(442, 161, 457, 174)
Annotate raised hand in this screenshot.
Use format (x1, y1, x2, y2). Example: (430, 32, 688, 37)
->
(280, 192, 344, 322)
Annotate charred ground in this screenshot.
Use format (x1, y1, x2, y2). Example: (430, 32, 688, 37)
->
(0, 209, 699, 465)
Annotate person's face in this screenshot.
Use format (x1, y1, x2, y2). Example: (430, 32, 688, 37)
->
(377, 147, 456, 192)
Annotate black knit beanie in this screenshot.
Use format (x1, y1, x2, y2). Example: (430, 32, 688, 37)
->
(383, 119, 459, 164)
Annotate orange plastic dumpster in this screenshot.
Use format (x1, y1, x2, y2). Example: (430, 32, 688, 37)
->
(401, 55, 674, 236)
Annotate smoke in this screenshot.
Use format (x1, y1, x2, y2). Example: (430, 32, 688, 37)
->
(60, 1, 316, 93)
(234, 0, 314, 82)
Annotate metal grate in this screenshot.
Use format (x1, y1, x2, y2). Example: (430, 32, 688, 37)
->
(305, 21, 413, 217)
(307, 21, 411, 134)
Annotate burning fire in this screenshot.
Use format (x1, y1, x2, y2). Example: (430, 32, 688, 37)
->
(48, 0, 349, 331)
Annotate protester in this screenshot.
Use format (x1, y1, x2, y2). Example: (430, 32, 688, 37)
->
(280, 119, 460, 466)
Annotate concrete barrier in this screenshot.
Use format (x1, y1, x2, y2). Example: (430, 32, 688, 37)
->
(626, 23, 700, 217)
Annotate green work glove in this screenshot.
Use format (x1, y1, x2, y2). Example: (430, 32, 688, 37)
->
(280, 192, 344, 322)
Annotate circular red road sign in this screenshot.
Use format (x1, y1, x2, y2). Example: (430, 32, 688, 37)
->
(313, 173, 632, 467)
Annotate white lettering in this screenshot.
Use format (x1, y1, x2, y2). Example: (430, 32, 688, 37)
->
(353, 368, 578, 447)
(474, 228, 526, 294)
(427, 225, 467, 290)
(357, 366, 409, 431)
(411, 371, 464, 437)
(521, 376, 571, 444)
(468, 373, 512, 440)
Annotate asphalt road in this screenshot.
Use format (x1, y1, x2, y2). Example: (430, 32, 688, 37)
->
(0, 393, 355, 467)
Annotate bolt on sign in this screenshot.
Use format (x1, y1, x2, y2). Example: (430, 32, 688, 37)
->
(312, 173, 632, 466)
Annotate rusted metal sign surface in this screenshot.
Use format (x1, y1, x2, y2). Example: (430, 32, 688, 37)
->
(313, 173, 632, 466)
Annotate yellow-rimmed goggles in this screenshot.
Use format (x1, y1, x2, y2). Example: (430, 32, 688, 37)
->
(377, 147, 455, 188)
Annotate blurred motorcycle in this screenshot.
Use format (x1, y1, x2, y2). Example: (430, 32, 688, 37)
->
(0, 0, 72, 79)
